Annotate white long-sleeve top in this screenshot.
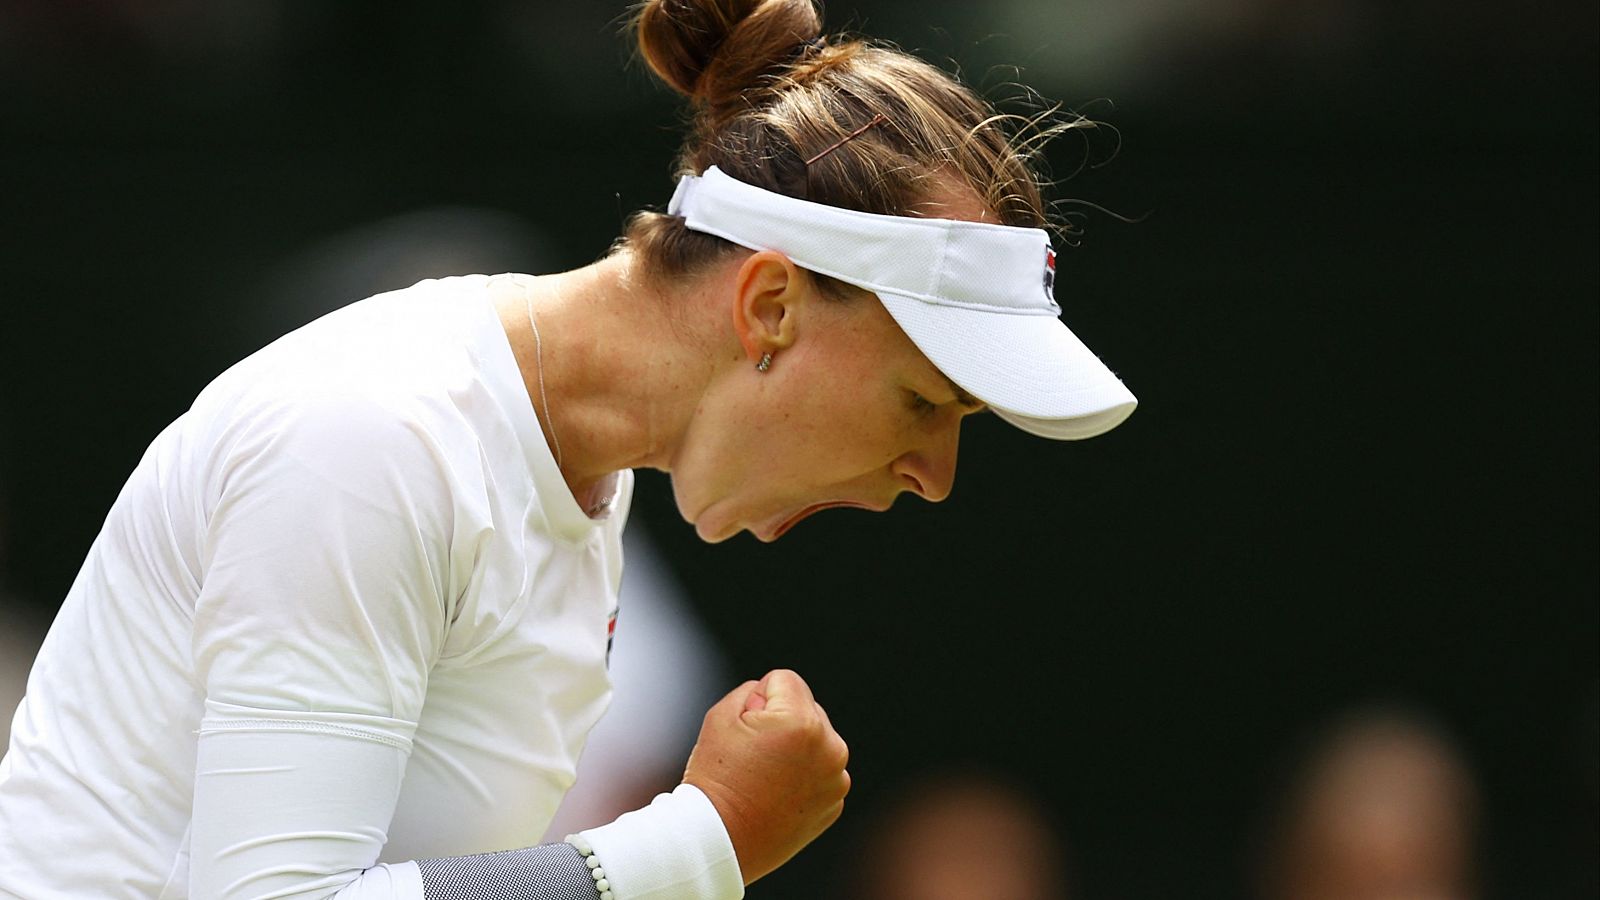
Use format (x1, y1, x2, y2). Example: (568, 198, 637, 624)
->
(0, 275, 742, 899)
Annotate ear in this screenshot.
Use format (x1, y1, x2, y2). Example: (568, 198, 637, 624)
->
(730, 250, 808, 364)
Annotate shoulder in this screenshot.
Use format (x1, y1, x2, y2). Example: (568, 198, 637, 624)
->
(193, 282, 511, 497)
(205, 391, 471, 525)
(200, 276, 499, 415)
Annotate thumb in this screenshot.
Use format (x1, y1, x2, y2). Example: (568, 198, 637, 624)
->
(755, 669, 814, 715)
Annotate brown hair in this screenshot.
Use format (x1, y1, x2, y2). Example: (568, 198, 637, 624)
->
(620, 0, 1066, 289)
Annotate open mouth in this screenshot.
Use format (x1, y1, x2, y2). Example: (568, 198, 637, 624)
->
(771, 501, 873, 540)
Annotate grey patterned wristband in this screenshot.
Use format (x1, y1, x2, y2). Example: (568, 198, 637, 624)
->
(417, 841, 609, 900)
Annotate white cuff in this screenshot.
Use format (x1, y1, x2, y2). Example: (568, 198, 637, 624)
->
(577, 783, 744, 900)
(326, 862, 423, 898)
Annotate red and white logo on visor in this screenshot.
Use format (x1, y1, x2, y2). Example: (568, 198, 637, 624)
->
(1043, 247, 1057, 299)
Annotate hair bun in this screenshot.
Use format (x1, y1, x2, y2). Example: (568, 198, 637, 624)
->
(635, 0, 822, 113)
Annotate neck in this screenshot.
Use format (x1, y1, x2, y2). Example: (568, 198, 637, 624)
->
(492, 250, 716, 506)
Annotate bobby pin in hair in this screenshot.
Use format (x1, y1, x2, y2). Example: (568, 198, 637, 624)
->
(804, 113, 889, 167)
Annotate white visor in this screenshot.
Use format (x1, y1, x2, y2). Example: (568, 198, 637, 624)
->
(668, 166, 1137, 439)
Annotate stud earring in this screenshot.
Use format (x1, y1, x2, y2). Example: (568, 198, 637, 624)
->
(756, 352, 773, 372)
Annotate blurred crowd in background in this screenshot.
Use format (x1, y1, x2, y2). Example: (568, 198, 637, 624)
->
(1, 1, 1594, 897)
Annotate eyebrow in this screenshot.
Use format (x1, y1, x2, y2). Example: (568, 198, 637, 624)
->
(939, 371, 989, 412)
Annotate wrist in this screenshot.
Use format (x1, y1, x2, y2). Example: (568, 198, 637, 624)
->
(577, 783, 744, 900)
(682, 776, 758, 884)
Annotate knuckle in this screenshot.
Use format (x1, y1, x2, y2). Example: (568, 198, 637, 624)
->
(782, 710, 820, 740)
(804, 724, 831, 754)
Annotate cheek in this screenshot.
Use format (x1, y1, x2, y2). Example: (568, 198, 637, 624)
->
(669, 389, 809, 513)
(672, 415, 755, 499)
(673, 352, 909, 516)
(778, 382, 907, 473)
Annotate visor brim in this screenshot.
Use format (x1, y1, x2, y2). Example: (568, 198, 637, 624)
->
(874, 291, 1138, 440)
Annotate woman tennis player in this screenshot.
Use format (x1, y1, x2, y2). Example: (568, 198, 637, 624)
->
(0, 1, 1135, 897)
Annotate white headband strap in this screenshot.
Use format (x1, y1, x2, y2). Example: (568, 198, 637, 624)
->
(668, 166, 1060, 317)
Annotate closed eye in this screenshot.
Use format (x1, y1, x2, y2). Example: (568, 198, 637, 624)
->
(907, 391, 938, 416)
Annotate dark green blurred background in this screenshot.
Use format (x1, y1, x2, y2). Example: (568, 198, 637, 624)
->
(0, 2, 1595, 897)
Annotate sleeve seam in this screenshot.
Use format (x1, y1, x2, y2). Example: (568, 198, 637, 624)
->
(198, 718, 415, 751)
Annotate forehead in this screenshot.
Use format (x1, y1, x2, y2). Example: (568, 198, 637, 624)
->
(906, 174, 1001, 225)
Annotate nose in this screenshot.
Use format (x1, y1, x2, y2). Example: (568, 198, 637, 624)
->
(891, 421, 961, 503)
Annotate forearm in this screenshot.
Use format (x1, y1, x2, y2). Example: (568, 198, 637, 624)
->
(414, 843, 600, 900)
(192, 715, 738, 900)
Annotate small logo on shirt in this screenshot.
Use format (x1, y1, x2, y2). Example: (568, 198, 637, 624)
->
(1043, 247, 1057, 300)
(605, 609, 618, 667)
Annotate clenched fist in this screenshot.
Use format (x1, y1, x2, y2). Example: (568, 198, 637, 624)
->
(683, 669, 851, 885)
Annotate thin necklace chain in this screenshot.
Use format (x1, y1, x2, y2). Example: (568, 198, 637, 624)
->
(524, 288, 564, 469)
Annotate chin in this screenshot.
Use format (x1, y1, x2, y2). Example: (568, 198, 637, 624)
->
(693, 519, 741, 544)
(682, 496, 741, 544)
(669, 478, 702, 528)
(672, 476, 748, 544)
